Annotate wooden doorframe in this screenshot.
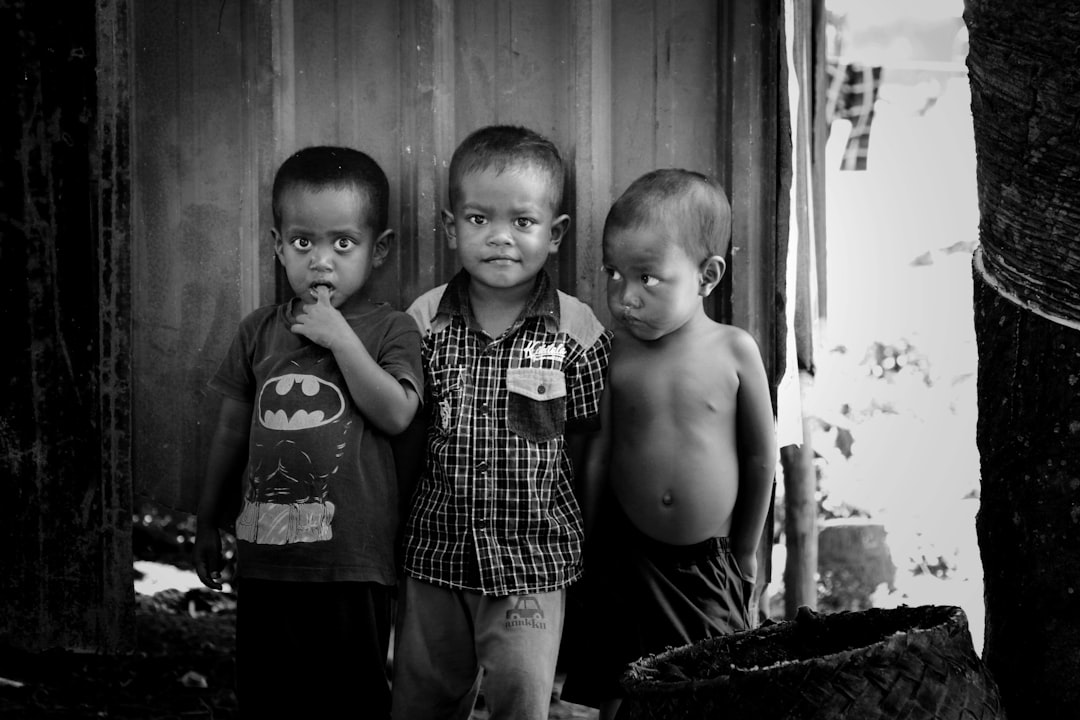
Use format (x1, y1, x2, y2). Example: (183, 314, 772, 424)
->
(720, 0, 784, 384)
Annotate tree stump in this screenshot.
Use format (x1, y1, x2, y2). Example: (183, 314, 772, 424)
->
(818, 518, 897, 611)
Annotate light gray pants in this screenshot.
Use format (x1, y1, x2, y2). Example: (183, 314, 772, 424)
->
(391, 576, 565, 720)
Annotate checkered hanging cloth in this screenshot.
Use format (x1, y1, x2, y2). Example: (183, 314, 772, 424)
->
(825, 60, 883, 170)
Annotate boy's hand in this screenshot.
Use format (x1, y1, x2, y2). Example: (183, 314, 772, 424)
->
(194, 523, 225, 591)
(734, 550, 758, 586)
(291, 286, 352, 349)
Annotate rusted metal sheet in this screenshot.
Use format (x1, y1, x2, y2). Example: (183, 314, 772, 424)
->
(132, 0, 783, 511)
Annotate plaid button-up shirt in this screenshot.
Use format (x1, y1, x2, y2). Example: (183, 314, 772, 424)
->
(404, 270, 611, 595)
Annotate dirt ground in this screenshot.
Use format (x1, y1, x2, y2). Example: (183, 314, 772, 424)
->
(0, 595, 239, 719)
(0, 512, 598, 719)
(0, 581, 596, 719)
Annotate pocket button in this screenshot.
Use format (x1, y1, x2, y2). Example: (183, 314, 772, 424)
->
(537, 384, 546, 395)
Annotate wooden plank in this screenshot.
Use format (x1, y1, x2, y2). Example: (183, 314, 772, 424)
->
(570, 0, 613, 320)
(653, 0, 720, 174)
(398, 0, 456, 301)
(132, 0, 256, 510)
(611, 0, 658, 189)
(291, 0, 339, 146)
(242, 0, 277, 314)
(273, 0, 296, 165)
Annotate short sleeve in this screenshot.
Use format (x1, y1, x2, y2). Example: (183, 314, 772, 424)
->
(376, 311, 425, 400)
(564, 330, 612, 432)
(207, 310, 263, 402)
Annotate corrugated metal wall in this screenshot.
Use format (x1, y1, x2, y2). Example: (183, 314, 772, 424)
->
(133, 0, 780, 509)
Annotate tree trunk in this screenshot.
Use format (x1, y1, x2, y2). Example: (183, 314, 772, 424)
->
(967, 0, 1080, 714)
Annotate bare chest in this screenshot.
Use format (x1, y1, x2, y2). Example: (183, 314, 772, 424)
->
(610, 344, 737, 425)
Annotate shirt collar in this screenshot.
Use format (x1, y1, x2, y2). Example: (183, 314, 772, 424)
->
(435, 269, 560, 334)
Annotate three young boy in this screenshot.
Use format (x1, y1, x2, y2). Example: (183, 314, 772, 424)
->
(197, 128, 775, 720)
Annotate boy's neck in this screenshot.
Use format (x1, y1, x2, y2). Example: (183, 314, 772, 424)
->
(466, 279, 533, 339)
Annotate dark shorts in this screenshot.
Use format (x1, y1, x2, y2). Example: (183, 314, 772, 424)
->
(236, 578, 392, 720)
(560, 503, 754, 707)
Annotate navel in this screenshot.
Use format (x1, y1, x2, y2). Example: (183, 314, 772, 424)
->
(661, 491, 674, 506)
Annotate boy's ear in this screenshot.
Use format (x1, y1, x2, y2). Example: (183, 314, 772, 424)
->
(698, 255, 726, 297)
(271, 228, 285, 264)
(372, 228, 393, 267)
(548, 214, 570, 253)
(441, 209, 458, 249)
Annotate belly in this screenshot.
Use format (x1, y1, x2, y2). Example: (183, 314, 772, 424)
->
(610, 432, 740, 545)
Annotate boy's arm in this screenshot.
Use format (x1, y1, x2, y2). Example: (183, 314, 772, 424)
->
(576, 386, 611, 542)
(195, 396, 252, 590)
(391, 401, 429, 525)
(729, 331, 778, 582)
(564, 326, 613, 542)
(292, 287, 421, 435)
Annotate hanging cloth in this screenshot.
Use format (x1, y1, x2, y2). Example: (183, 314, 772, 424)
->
(825, 60, 883, 170)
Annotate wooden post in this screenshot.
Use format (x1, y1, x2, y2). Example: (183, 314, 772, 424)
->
(781, 378, 818, 616)
(0, 0, 135, 652)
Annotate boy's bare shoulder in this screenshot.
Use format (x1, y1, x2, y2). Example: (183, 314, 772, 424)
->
(706, 321, 765, 367)
(610, 321, 763, 363)
(710, 320, 759, 349)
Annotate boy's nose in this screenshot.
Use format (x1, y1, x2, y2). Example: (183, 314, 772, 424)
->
(487, 224, 513, 245)
(618, 285, 641, 309)
(309, 247, 333, 269)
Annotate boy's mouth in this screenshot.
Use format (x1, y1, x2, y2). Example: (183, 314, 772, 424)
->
(484, 256, 518, 265)
(308, 281, 335, 297)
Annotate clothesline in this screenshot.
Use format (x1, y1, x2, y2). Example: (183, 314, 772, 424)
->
(829, 56, 968, 74)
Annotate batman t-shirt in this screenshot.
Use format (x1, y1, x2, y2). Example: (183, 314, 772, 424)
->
(210, 298, 422, 584)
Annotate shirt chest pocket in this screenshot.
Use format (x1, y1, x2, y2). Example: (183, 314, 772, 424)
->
(507, 367, 567, 442)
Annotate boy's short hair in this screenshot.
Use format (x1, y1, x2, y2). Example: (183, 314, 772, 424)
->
(448, 125, 565, 212)
(604, 169, 732, 261)
(271, 145, 390, 233)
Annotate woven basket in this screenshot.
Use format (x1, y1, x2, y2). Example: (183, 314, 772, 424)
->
(619, 605, 1005, 720)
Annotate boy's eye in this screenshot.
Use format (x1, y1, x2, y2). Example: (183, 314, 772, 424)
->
(334, 236, 356, 250)
(603, 267, 622, 281)
(513, 217, 536, 229)
(641, 274, 659, 287)
(290, 237, 311, 250)
(466, 214, 488, 226)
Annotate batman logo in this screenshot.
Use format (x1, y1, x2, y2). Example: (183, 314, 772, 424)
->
(257, 373, 346, 431)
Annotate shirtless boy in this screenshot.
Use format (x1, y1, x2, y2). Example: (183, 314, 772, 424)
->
(563, 168, 776, 719)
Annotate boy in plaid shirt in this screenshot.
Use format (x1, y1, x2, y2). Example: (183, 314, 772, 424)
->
(391, 125, 611, 720)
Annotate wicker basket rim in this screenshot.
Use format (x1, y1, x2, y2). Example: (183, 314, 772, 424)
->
(621, 605, 969, 693)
